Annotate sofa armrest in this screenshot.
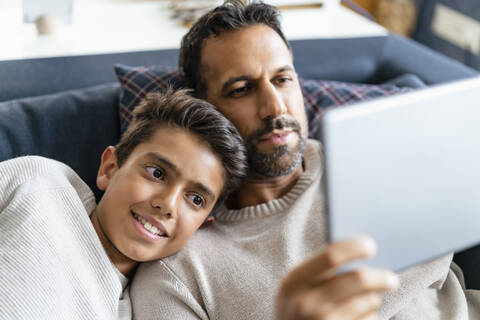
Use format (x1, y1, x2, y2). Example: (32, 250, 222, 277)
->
(291, 35, 477, 85)
(375, 34, 478, 85)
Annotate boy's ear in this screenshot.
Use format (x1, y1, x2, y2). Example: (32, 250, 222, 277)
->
(97, 146, 119, 191)
(200, 216, 215, 229)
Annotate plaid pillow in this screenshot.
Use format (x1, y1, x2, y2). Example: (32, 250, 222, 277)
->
(300, 78, 411, 137)
(115, 65, 179, 133)
(115, 64, 410, 136)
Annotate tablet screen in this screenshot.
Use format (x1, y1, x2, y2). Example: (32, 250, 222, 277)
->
(322, 77, 480, 271)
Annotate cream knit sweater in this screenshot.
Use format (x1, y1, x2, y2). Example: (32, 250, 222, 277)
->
(0, 156, 130, 320)
(131, 140, 480, 320)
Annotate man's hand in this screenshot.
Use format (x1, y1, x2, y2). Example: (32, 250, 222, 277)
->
(276, 237, 399, 320)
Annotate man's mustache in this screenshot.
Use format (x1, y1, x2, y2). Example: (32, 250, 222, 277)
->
(247, 116, 302, 143)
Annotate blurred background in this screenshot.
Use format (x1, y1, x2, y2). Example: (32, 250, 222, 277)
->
(350, 0, 480, 71)
(0, 0, 478, 71)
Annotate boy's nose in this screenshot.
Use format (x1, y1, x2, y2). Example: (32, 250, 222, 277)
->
(151, 186, 182, 219)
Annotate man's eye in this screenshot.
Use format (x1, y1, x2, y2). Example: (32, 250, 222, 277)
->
(228, 85, 250, 98)
(276, 77, 292, 85)
(187, 194, 205, 208)
(146, 166, 165, 181)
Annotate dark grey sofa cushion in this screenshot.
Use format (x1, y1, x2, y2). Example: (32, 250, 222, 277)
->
(0, 83, 121, 200)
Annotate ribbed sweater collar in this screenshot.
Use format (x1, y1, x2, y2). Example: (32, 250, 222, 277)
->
(215, 140, 322, 221)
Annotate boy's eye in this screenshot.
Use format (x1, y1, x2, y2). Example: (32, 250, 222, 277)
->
(193, 196, 202, 206)
(146, 166, 165, 181)
(187, 194, 205, 208)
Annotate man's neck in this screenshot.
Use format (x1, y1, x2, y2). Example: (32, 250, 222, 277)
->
(227, 165, 304, 209)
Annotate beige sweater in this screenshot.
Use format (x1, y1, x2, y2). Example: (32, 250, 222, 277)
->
(131, 140, 480, 319)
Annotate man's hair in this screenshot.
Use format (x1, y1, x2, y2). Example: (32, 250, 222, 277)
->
(115, 88, 247, 211)
(178, 0, 290, 97)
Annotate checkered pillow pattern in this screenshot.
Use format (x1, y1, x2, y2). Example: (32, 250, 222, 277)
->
(115, 64, 179, 133)
(115, 64, 410, 136)
(300, 78, 411, 137)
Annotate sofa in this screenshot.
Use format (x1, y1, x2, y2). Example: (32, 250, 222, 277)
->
(1, 34, 479, 287)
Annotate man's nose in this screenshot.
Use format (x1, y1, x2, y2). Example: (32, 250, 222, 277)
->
(258, 82, 287, 120)
(151, 186, 181, 219)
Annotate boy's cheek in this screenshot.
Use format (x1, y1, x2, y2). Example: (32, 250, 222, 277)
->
(183, 213, 211, 235)
(120, 177, 155, 200)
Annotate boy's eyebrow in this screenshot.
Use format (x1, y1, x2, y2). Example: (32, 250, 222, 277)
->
(144, 152, 216, 202)
(192, 182, 216, 203)
(145, 152, 178, 174)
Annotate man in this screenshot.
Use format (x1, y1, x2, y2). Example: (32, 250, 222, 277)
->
(131, 1, 479, 319)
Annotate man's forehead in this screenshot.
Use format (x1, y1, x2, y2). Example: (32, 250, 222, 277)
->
(200, 25, 293, 82)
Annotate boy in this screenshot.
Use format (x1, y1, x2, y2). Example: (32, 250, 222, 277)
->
(0, 89, 247, 320)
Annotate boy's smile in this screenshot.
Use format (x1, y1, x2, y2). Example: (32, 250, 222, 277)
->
(132, 210, 169, 239)
(91, 126, 225, 274)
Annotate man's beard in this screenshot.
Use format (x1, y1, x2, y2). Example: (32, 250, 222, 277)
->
(245, 116, 307, 178)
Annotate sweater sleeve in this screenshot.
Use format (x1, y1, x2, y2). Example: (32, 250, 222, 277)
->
(0, 156, 122, 320)
(131, 260, 209, 320)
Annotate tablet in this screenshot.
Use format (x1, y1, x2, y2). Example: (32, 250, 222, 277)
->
(322, 77, 480, 272)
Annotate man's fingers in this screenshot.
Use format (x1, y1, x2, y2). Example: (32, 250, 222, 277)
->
(359, 313, 379, 320)
(277, 237, 398, 320)
(282, 236, 377, 293)
(286, 270, 397, 319)
(285, 291, 383, 320)
(313, 268, 399, 302)
(329, 292, 382, 320)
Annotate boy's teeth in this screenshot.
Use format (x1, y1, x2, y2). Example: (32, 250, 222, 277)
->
(134, 213, 165, 236)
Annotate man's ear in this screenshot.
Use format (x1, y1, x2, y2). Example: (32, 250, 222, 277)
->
(97, 146, 119, 191)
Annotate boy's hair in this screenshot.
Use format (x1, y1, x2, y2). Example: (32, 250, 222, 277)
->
(115, 88, 247, 211)
(178, 0, 290, 97)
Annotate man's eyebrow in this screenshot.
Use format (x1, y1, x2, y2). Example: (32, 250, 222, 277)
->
(144, 152, 217, 202)
(276, 65, 294, 73)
